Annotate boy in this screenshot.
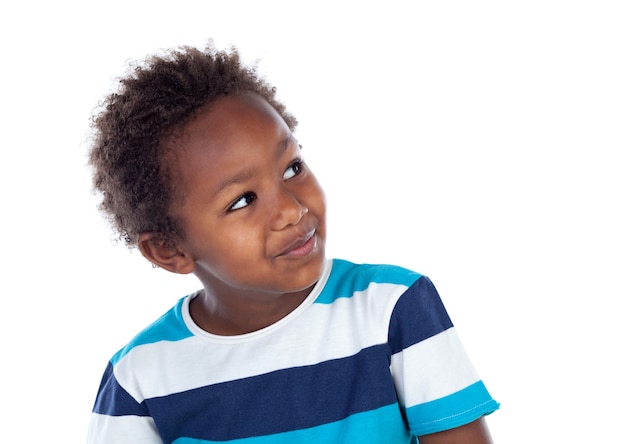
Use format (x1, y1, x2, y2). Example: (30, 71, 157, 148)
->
(87, 43, 499, 443)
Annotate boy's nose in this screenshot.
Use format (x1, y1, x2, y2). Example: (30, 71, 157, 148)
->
(270, 190, 308, 230)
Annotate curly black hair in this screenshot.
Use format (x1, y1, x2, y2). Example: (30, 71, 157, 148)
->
(89, 43, 297, 249)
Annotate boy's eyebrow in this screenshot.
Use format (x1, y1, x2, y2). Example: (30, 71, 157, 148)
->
(279, 134, 299, 154)
(213, 168, 256, 198)
(213, 135, 299, 198)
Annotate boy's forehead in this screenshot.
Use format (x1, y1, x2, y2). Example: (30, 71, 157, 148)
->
(169, 93, 294, 178)
(199, 93, 279, 126)
(180, 93, 286, 149)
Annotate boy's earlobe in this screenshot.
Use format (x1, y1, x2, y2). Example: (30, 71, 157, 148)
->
(137, 233, 195, 275)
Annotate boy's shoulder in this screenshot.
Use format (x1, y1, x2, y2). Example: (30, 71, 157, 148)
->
(330, 258, 423, 283)
(318, 258, 425, 304)
(110, 295, 195, 366)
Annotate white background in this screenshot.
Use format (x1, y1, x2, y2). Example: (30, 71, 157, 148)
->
(1, 1, 624, 442)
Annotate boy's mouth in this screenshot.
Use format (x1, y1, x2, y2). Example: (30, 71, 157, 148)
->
(276, 229, 317, 258)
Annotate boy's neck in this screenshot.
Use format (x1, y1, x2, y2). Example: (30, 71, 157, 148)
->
(188, 285, 314, 336)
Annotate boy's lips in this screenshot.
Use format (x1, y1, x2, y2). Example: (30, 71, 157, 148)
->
(276, 229, 317, 258)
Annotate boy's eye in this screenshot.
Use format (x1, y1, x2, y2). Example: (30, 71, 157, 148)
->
(229, 192, 257, 211)
(283, 161, 303, 180)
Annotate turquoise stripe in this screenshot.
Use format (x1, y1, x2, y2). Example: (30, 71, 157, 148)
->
(315, 259, 422, 304)
(406, 381, 500, 436)
(111, 297, 194, 365)
(172, 403, 412, 444)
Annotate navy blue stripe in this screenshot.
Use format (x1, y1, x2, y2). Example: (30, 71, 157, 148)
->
(145, 344, 398, 443)
(92, 361, 150, 417)
(388, 276, 453, 354)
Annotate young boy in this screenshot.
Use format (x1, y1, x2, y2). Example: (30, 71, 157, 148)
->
(87, 43, 499, 444)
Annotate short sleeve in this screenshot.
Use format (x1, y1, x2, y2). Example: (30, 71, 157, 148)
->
(388, 276, 499, 436)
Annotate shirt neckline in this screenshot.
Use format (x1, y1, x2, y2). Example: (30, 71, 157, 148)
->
(181, 258, 333, 344)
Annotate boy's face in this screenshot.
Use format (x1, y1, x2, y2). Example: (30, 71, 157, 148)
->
(171, 93, 326, 300)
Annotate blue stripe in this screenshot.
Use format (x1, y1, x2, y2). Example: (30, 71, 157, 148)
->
(147, 344, 398, 443)
(405, 381, 500, 436)
(111, 297, 194, 365)
(315, 259, 422, 304)
(388, 276, 453, 354)
(171, 403, 412, 444)
(92, 362, 150, 416)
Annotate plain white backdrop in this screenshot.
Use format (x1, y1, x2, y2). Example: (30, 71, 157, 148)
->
(1, 1, 624, 442)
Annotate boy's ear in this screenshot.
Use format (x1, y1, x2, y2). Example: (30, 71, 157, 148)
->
(137, 233, 195, 275)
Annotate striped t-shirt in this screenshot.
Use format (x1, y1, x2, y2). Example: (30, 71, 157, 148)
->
(88, 258, 499, 443)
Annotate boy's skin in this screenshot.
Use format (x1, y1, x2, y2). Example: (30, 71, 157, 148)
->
(137, 92, 493, 443)
(138, 92, 327, 336)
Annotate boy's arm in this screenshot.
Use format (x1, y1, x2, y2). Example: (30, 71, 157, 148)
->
(418, 417, 493, 444)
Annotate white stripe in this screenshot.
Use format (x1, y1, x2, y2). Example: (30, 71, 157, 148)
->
(87, 413, 160, 444)
(390, 327, 481, 407)
(115, 282, 409, 401)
